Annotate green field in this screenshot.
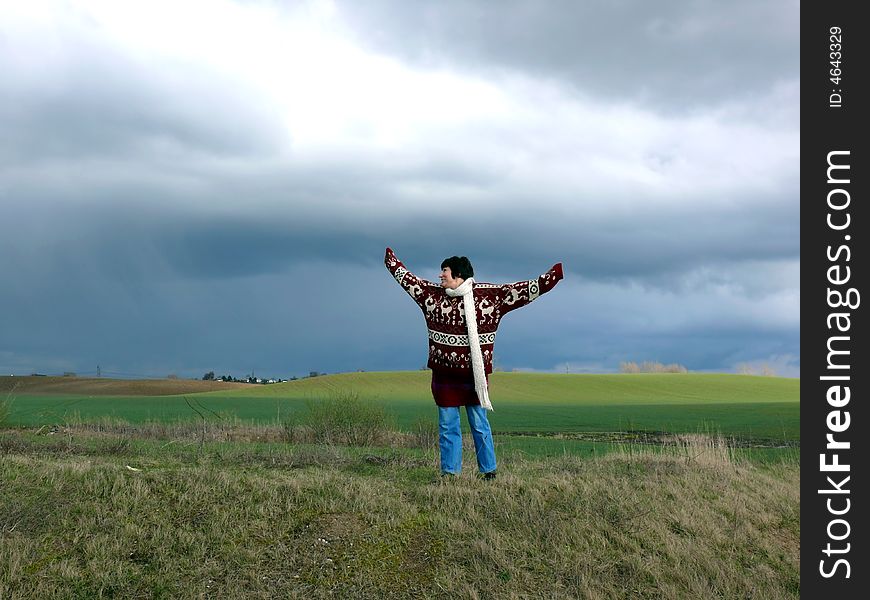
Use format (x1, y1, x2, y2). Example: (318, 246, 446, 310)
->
(5, 372, 799, 442)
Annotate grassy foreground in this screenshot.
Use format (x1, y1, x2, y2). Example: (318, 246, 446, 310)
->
(1, 427, 799, 599)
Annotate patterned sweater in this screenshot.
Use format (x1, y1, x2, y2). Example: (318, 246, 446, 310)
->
(385, 247, 563, 375)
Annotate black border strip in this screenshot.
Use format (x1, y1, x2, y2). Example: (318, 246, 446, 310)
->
(802, 2, 868, 596)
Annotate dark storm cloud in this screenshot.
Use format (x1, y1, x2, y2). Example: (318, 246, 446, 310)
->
(336, 0, 799, 110)
(3, 111, 798, 288)
(3, 161, 797, 289)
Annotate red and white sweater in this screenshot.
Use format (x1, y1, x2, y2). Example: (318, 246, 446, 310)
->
(385, 247, 563, 376)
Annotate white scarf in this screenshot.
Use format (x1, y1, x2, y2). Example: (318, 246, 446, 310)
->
(446, 278, 493, 410)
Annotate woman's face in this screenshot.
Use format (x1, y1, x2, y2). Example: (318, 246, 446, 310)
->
(439, 266, 463, 289)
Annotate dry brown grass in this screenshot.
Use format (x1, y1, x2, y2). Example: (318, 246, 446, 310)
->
(18, 416, 439, 453)
(63, 415, 289, 443)
(668, 433, 736, 467)
(0, 375, 252, 396)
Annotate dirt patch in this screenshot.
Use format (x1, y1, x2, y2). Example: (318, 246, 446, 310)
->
(296, 512, 371, 576)
(1, 376, 254, 397)
(307, 512, 369, 542)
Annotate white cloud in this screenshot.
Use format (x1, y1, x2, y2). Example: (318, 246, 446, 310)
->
(3, 0, 798, 218)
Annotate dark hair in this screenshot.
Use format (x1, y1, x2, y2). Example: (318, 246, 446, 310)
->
(440, 256, 474, 280)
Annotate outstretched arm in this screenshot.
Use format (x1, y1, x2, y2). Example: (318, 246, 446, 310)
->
(384, 247, 438, 308)
(498, 262, 564, 315)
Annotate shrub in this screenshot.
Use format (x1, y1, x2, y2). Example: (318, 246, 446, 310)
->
(293, 390, 394, 447)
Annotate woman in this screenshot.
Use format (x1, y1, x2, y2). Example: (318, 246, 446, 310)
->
(385, 247, 563, 478)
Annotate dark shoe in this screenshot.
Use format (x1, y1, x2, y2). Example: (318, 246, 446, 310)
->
(481, 471, 496, 480)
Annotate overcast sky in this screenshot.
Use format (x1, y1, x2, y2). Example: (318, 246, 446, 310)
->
(1, 0, 800, 379)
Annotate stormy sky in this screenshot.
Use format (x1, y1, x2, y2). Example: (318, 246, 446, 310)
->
(1, 0, 800, 379)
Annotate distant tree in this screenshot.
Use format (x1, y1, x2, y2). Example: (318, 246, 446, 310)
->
(167, 374, 179, 379)
(203, 371, 215, 381)
(736, 363, 777, 376)
(620, 361, 687, 374)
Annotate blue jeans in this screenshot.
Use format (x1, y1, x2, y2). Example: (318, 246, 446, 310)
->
(438, 405, 497, 475)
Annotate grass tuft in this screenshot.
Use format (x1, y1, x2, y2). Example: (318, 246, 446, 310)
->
(409, 417, 438, 450)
